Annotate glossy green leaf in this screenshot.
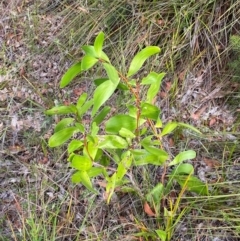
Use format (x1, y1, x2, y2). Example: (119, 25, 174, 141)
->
(74, 123, 85, 133)
(98, 135, 128, 149)
(161, 122, 178, 136)
(178, 122, 202, 134)
(87, 167, 104, 177)
(71, 155, 92, 171)
(141, 72, 165, 103)
(105, 114, 137, 134)
(54, 118, 75, 133)
(169, 150, 196, 166)
(81, 55, 98, 71)
(71, 171, 97, 193)
(155, 230, 167, 241)
(45, 105, 77, 115)
(77, 99, 93, 116)
(77, 93, 88, 108)
(94, 31, 104, 56)
(103, 63, 120, 85)
(91, 122, 99, 137)
(132, 149, 168, 166)
(92, 80, 117, 116)
(60, 62, 82, 88)
(140, 102, 160, 121)
(119, 128, 136, 139)
(175, 175, 208, 195)
(127, 46, 160, 77)
(146, 183, 164, 205)
(82, 45, 97, 57)
(116, 151, 132, 180)
(92, 106, 111, 126)
(83, 140, 98, 160)
(171, 163, 194, 176)
(68, 140, 83, 154)
(48, 127, 79, 147)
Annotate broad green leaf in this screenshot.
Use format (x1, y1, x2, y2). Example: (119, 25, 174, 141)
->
(71, 171, 97, 193)
(103, 63, 120, 85)
(175, 175, 208, 195)
(155, 230, 167, 241)
(45, 105, 77, 115)
(146, 183, 164, 205)
(83, 141, 98, 160)
(127, 46, 160, 77)
(98, 135, 128, 149)
(91, 122, 99, 136)
(68, 140, 83, 154)
(92, 106, 111, 125)
(119, 128, 136, 138)
(140, 102, 160, 121)
(81, 55, 98, 71)
(94, 31, 104, 56)
(132, 149, 168, 166)
(161, 122, 178, 136)
(87, 167, 104, 177)
(82, 45, 110, 62)
(77, 93, 88, 108)
(60, 62, 81, 88)
(116, 151, 132, 180)
(77, 99, 93, 116)
(141, 72, 161, 85)
(54, 118, 75, 133)
(82, 45, 97, 57)
(48, 127, 79, 147)
(71, 155, 92, 171)
(142, 72, 165, 103)
(178, 122, 202, 134)
(169, 150, 196, 166)
(74, 123, 85, 133)
(105, 114, 137, 134)
(171, 163, 194, 176)
(92, 80, 117, 116)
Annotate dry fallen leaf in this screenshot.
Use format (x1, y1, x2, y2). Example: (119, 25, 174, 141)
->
(143, 202, 156, 217)
(203, 157, 221, 169)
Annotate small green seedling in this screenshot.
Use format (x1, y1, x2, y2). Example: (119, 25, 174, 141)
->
(45, 33, 208, 238)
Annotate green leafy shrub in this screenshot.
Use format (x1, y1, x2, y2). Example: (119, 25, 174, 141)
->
(45, 31, 208, 240)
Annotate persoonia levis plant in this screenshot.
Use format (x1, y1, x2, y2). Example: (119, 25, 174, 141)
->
(45, 32, 208, 206)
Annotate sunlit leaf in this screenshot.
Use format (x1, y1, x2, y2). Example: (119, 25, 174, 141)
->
(127, 46, 160, 77)
(171, 163, 194, 176)
(105, 114, 137, 134)
(92, 80, 117, 116)
(175, 175, 208, 195)
(94, 31, 104, 56)
(71, 171, 97, 193)
(77, 93, 88, 108)
(119, 128, 136, 138)
(71, 155, 92, 171)
(169, 150, 196, 166)
(140, 102, 160, 121)
(81, 55, 98, 71)
(60, 62, 81, 88)
(98, 135, 128, 149)
(48, 127, 79, 147)
(77, 99, 93, 116)
(155, 230, 167, 241)
(45, 105, 77, 115)
(54, 118, 75, 133)
(161, 122, 178, 136)
(103, 63, 120, 85)
(68, 140, 83, 154)
(92, 106, 111, 125)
